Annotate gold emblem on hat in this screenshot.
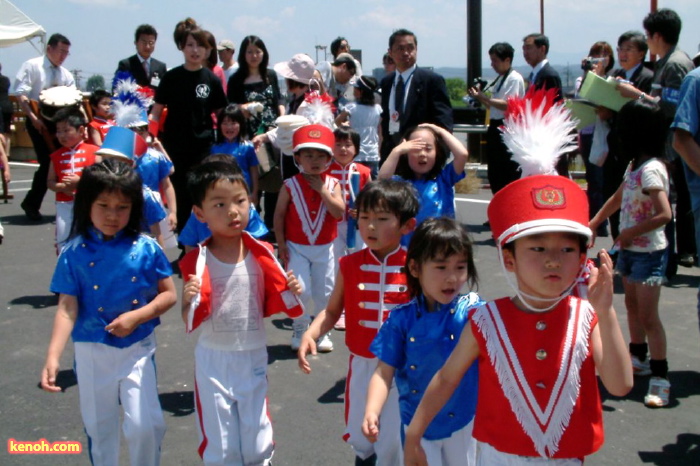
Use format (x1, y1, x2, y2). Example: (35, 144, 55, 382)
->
(531, 185, 566, 210)
(308, 130, 322, 138)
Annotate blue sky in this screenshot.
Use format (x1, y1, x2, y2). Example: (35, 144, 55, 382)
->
(1, 0, 698, 86)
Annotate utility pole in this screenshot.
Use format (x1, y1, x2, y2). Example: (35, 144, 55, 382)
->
(71, 69, 83, 90)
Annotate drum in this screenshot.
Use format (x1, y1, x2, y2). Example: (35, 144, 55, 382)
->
(38, 86, 84, 122)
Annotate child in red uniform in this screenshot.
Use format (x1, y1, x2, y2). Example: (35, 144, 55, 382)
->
(404, 89, 633, 465)
(47, 108, 100, 252)
(87, 89, 114, 146)
(274, 124, 345, 352)
(298, 179, 419, 466)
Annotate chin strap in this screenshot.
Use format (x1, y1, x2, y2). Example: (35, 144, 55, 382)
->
(496, 244, 586, 313)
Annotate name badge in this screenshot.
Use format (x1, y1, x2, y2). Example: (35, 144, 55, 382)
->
(150, 76, 161, 87)
(389, 112, 400, 134)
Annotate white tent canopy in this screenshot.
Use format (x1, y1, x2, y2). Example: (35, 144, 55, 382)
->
(0, 0, 45, 54)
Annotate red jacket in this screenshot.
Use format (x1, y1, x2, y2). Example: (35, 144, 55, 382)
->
(179, 231, 304, 333)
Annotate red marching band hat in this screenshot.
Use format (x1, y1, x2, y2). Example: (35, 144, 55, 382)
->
(292, 123, 335, 156)
(488, 174, 592, 247)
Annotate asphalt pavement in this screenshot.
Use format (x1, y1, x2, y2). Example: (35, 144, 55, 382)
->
(0, 163, 698, 465)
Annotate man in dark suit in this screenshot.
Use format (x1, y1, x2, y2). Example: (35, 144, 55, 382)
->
(115, 24, 167, 90)
(380, 28, 452, 161)
(522, 33, 568, 175)
(522, 33, 562, 101)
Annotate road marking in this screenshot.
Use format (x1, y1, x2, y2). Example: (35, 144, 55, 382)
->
(455, 197, 490, 205)
(8, 162, 39, 168)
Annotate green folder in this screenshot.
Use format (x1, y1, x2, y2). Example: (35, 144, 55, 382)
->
(566, 99, 597, 129)
(578, 72, 632, 111)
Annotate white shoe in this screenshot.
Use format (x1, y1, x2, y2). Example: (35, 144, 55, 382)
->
(316, 332, 334, 353)
(644, 377, 671, 408)
(291, 320, 308, 352)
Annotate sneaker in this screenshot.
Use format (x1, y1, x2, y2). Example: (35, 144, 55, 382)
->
(334, 312, 346, 331)
(644, 377, 671, 407)
(316, 332, 334, 353)
(631, 355, 651, 376)
(679, 253, 695, 268)
(291, 320, 308, 352)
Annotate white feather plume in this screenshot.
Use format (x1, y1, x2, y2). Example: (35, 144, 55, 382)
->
(501, 92, 578, 178)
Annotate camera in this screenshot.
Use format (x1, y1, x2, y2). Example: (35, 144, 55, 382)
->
(581, 57, 606, 71)
(471, 77, 488, 90)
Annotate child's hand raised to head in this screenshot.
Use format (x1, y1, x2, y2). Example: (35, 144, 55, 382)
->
(393, 138, 426, 156)
(588, 249, 614, 314)
(361, 413, 380, 443)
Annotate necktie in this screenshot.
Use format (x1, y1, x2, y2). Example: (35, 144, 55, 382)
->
(143, 59, 150, 78)
(527, 71, 534, 84)
(395, 75, 405, 115)
(50, 66, 59, 87)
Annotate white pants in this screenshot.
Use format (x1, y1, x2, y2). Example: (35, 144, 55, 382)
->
(55, 201, 73, 252)
(344, 354, 402, 464)
(194, 345, 273, 466)
(73, 333, 165, 466)
(476, 442, 582, 465)
(333, 220, 365, 261)
(287, 241, 335, 319)
(412, 421, 476, 466)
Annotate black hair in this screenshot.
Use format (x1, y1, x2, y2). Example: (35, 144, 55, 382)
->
(173, 18, 207, 51)
(330, 36, 347, 59)
(71, 159, 144, 238)
(618, 30, 648, 55)
(643, 8, 682, 46)
(135, 24, 157, 42)
(488, 42, 515, 62)
(188, 160, 249, 207)
(389, 29, 417, 49)
(406, 217, 479, 298)
(231, 36, 271, 86)
(203, 30, 218, 69)
(395, 126, 449, 181)
(588, 41, 615, 74)
(202, 153, 242, 171)
(286, 78, 307, 91)
(334, 127, 360, 155)
(47, 33, 70, 47)
(382, 53, 394, 65)
(523, 33, 549, 54)
(354, 75, 378, 105)
(89, 89, 111, 109)
(355, 179, 419, 226)
(616, 99, 667, 169)
(216, 104, 248, 142)
(54, 108, 86, 129)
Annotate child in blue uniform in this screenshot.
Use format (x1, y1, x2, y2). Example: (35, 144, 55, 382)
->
(40, 158, 177, 466)
(364, 217, 481, 465)
(378, 124, 468, 245)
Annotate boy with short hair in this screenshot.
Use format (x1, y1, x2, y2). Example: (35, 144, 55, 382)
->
(180, 161, 304, 465)
(299, 178, 419, 466)
(87, 89, 114, 146)
(274, 124, 345, 352)
(47, 108, 99, 252)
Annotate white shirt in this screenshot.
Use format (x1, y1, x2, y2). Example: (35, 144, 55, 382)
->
(14, 55, 75, 100)
(488, 69, 525, 120)
(197, 251, 266, 351)
(390, 64, 417, 117)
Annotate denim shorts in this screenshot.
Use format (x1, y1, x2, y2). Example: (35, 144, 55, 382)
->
(616, 248, 667, 285)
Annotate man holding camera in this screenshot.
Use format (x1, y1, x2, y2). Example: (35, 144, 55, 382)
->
(468, 42, 525, 197)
